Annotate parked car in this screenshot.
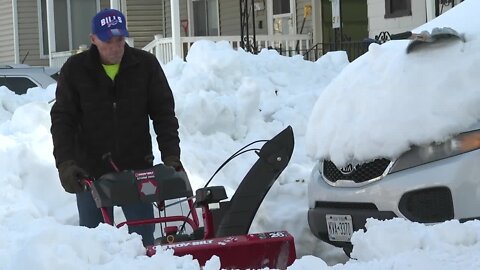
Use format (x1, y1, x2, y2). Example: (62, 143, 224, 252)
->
(307, 124, 480, 255)
(0, 64, 59, 95)
(307, 5, 478, 256)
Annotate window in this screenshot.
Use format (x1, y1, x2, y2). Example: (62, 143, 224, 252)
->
(273, 0, 290, 15)
(0, 77, 38, 95)
(193, 0, 219, 36)
(384, 0, 412, 18)
(40, 0, 98, 56)
(271, 0, 295, 35)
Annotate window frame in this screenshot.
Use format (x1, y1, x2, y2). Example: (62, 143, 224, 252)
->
(272, 0, 291, 16)
(190, 0, 220, 37)
(38, 0, 100, 57)
(267, 0, 296, 35)
(384, 0, 412, 19)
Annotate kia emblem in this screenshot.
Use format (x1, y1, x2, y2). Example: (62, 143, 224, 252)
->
(339, 164, 355, 174)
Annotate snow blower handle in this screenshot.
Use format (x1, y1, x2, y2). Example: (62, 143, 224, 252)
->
(80, 177, 94, 191)
(102, 152, 120, 172)
(79, 177, 113, 225)
(102, 152, 155, 172)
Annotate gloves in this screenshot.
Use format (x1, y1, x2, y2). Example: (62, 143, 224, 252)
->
(58, 160, 89, 194)
(163, 156, 184, 172)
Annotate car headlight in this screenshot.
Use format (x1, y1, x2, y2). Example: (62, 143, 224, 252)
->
(390, 129, 480, 173)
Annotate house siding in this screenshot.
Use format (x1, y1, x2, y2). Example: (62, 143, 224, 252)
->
(125, 0, 164, 48)
(254, 1, 267, 35)
(0, 1, 15, 64)
(296, 0, 313, 36)
(164, 0, 171, 37)
(17, 0, 47, 66)
(219, 0, 238, 35)
(219, 0, 267, 36)
(368, 0, 426, 37)
(100, 0, 109, 9)
(312, 0, 322, 44)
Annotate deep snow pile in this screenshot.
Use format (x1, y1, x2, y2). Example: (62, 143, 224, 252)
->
(1, 1, 480, 269)
(0, 43, 349, 269)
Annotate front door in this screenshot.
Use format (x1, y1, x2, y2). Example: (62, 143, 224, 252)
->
(321, 0, 368, 43)
(268, 0, 296, 35)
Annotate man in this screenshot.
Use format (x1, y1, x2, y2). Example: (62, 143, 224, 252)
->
(50, 8, 183, 246)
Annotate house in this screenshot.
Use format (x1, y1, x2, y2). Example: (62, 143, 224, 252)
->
(0, 0, 464, 68)
(369, 0, 463, 37)
(0, 0, 112, 67)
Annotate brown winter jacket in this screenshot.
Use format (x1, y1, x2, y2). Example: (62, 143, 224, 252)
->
(50, 44, 180, 178)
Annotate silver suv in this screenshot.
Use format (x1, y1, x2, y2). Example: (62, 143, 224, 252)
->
(307, 124, 480, 255)
(0, 64, 59, 94)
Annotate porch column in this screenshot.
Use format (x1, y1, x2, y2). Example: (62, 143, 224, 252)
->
(110, 0, 121, 10)
(46, 0, 55, 64)
(311, 0, 321, 44)
(425, 0, 436, 21)
(12, 0, 19, 63)
(267, 0, 273, 35)
(170, 0, 182, 58)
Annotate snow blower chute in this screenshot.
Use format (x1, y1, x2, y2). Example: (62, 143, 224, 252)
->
(83, 126, 296, 269)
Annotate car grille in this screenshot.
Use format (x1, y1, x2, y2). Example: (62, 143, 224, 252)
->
(322, 158, 392, 183)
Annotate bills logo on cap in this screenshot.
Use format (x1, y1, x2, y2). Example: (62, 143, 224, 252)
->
(92, 9, 129, 42)
(100, 16, 123, 28)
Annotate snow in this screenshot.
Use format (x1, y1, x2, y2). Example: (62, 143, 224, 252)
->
(1, 0, 480, 269)
(305, 0, 480, 166)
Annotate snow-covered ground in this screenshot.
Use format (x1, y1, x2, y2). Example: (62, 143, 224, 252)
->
(1, 0, 480, 269)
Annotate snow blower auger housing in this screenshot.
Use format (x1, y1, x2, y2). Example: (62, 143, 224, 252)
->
(83, 126, 296, 269)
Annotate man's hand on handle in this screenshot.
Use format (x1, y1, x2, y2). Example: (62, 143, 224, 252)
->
(58, 160, 89, 193)
(163, 156, 184, 172)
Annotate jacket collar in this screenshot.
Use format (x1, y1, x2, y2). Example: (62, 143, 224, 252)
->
(84, 44, 140, 71)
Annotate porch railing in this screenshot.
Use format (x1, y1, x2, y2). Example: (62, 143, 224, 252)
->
(143, 34, 312, 64)
(49, 38, 134, 68)
(303, 41, 370, 62)
(49, 35, 312, 67)
(50, 51, 75, 68)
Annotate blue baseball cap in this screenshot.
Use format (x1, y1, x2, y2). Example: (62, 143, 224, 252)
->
(91, 9, 129, 42)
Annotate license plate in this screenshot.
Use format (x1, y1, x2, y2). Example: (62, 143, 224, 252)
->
(326, 214, 353, 242)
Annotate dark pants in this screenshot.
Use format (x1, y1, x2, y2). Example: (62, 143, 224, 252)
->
(76, 191, 155, 246)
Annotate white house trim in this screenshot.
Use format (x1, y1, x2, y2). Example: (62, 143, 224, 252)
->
(215, 0, 220, 36)
(12, 0, 19, 63)
(267, 0, 273, 35)
(46, 0, 55, 63)
(67, 0, 73, 50)
(425, 0, 436, 21)
(171, 0, 181, 58)
(110, 0, 121, 10)
(37, 0, 47, 59)
(186, 0, 193, 36)
(266, 0, 297, 35)
(289, 0, 296, 34)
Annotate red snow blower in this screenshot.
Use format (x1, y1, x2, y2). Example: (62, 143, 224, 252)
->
(82, 126, 296, 269)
